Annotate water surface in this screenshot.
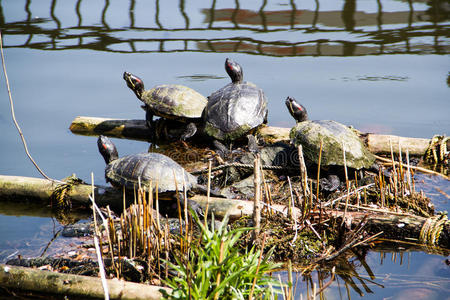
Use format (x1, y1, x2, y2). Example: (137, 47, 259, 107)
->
(0, 0, 449, 298)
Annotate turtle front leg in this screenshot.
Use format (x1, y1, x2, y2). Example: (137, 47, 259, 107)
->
(212, 140, 230, 158)
(247, 134, 260, 153)
(145, 108, 156, 141)
(180, 122, 198, 141)
(177, 192, 203, 216)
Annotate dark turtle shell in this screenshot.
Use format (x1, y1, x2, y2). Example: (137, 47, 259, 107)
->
(142, 84, 207, 121)
(204, 81, 268, 141)
(290, 120, 375, 169)
(105, 152, 197, 193)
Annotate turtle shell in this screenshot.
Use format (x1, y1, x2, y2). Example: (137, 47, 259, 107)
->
(204, 81, 268, 141)
(142, 84, 207, 121)
(290, 120, 375, 169)
(105, 152, 197, 193)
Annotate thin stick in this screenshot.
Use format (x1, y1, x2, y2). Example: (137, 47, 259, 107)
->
(317, 139, 323, 233)
(406, 149, 412, 197)
(322, 183, 375, 207)
(316, 140, 323, 207)
(252, 155, 261, 241)
(375, 155, 449, 180)
(89, 173, 109, 300)
(249, 233, 267, 300)
(204, 159, 212, 228)
(297, 145, 309, 201)
(0, 31, 58, 182)
(341, 143, 350, 227)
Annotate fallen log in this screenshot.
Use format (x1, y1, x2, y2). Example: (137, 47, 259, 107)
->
(328, 209, 450, 251)
(69, 116, 438, 156)
(0, 264, 169, 300)
(0, 174, 286, 219)
(192, 195, 449, 250)
(0, 175, 124, 209)
(1, 175, 448, 249)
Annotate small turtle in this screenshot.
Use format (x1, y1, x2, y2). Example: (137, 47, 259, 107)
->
(123, 72, 207, 141)
(203, 58, 268, 150)
(285, 96, 376, 170)
(97, 135, 203, 211)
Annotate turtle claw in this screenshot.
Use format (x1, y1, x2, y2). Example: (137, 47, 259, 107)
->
(247, 134, 260, 154)
(212, 140, 230, 158)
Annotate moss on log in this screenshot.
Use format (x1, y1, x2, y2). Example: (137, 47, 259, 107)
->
(0, 264, 169, 300)
(70, 116, 434, 156)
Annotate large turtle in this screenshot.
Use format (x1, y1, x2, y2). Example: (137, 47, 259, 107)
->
(97, 135, 202, 210)
(203, 58, 268, 146)
(285, 96, 375, 170)
(123, 72, 207, 141)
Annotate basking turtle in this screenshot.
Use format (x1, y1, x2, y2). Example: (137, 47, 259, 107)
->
(123, 72, 207, 141)
(285, 96, 375, 170)
(203, 58, 268, 146)
(97, 135, 202, 210)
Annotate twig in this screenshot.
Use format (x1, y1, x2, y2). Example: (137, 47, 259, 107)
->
(252, 155, 261, 241)
(375, 155, 449, 180)
(0, 31, 59, 183)
(341, 143, 350, 227)
(89, 173, 110, 300)
(322, 183, 375, 207)
(288, 176, 298, 246)
(314, 267, 335, 297)
(204, 159, 212, 227)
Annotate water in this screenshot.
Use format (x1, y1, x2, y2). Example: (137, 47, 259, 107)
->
(0, 0, 449, 298)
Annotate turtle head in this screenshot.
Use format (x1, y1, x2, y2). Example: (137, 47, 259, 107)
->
(123, 71, 144, 99)
(97, 135, 119, 164)
(225, 58, 243, 84)
(285, 96, 308, 122)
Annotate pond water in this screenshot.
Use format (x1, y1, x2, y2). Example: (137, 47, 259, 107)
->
(0, 0, 449, 298)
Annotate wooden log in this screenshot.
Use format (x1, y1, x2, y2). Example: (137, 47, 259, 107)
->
(0, 264, 169, 300)
(190, 194, 298, 220)
(69, 117, 150, 141)
(1, 175, 447, 249)
(0, 175, 124, 209)
(328, 210, 450, 250)
(361, 133, 432, 156)
(69, 116, 437, 156)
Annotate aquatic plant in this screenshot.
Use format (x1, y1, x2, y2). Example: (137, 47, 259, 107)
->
(160, 212, 283, 299)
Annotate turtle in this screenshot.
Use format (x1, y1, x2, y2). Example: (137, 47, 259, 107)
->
(203, 58, 268, 151)
(97, 135, 203, 211)
(123, 72, 207, 141)
(285, 96, 376, 170)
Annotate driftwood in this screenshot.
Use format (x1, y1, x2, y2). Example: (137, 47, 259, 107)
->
(192, 195, 450, 249)
(0, 264, 169, 300)
(1, 175, 448, 249)
(69, 116, 436, 156)
(0, 175, 124, 209)
(329, 210, 450, 251)
(0, 174, 285, 218)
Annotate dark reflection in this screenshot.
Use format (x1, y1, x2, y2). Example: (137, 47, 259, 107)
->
(129, 0, 135, 28)
(1, 0, 449, 56)
(101, 0, 110, 30)
(292, 245, 450, 299)
(342, 0, 356, 31)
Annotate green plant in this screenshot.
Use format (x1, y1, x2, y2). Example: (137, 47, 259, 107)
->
(160, 213, 283, 299)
